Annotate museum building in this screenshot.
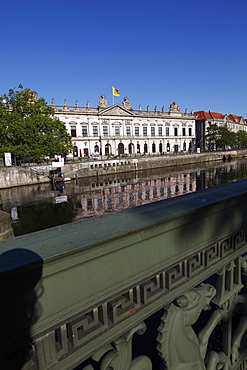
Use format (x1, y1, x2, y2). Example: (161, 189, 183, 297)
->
(53, 96, 196, 158)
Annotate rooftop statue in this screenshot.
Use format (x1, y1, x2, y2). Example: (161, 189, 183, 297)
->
(169, 101, 180, 113)
(98, 95, 108, 109)
(122, 96, 132, 110)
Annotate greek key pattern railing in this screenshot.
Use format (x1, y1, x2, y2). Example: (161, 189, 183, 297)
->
(30, 227, 247, 369)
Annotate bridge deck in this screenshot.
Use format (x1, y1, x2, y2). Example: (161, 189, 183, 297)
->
(1, 180, 247, 369)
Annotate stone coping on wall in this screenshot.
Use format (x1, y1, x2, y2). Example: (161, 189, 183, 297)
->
(1, 178, 247, 264)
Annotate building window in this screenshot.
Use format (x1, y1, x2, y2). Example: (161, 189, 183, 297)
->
(151, 127, 155, 136)
(159, 143, 162, 153)
(166, 127, 169, 136)
(189, 128, 192, 136)
(182, 127, 186, 136)
(73, 145, 78, 157)
(103, 126, 108, 137)
(71, 126, 76, 137)
(82, 126, 88, 137)
(167, 142, 170, 152)
(144, 143, 148, 153)
(115, 126, 120, 136)
(152, 143, 156, 153)
(126, 126, 131, 136)
(143, 127, 147, 136)
(105, 144, 111, 155)
(87, 198, 93, 210)
(128, 143, 134, 154)
(137, 143, 140, 153)
(93, 126, 98, 137)
(174, 127, 178, 136)
(135, 126, 139, 136)
(158, 127, 162, 136)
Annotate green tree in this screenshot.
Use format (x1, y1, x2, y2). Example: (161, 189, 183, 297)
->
(206, 124, 236, 150)
(0, 86, 72, 161)
(235, 130, 247, 148)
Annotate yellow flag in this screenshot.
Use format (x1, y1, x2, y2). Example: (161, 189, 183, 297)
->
(112, 86, 120, 96)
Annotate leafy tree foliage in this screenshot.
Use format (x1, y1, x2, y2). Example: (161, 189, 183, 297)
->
(206, 124, 236, 150)
(235, 130, 247, 148)
(0, 86, 72, 161)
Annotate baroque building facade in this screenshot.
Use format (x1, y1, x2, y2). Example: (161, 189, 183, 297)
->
(53, 96, 196, 158)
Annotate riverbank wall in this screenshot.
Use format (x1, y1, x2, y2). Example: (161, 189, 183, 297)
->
(0, 211, 14, 240)
(1, 149, 247, 189)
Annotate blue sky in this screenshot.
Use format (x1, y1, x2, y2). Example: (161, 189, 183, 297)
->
(1, 0, 247, 116)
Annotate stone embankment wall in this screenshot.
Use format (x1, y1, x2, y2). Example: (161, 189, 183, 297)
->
(0, 166, 49, 189)
(57, 149, 247, 179)
(0, 150, 247, 189)
(0, 211, 14, 240)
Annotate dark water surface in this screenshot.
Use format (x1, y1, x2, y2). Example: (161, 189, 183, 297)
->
(1, 158, 247, 237)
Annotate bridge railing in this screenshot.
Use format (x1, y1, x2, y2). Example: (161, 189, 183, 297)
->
(1, 180, 247, 369)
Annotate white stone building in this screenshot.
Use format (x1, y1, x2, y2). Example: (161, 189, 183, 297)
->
(53, 96, 196, 158)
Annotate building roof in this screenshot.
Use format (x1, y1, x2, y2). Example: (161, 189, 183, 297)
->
(194, 111, 225, 120)
(195, 111, 245, 124)
(227, 114, 243, 123)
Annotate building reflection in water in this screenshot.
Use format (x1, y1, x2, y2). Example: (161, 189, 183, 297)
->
(74, 172, 197, 220)
(1, 159, 247, 236)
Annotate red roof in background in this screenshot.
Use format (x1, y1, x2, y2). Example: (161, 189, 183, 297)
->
(195, 111, 245, 124)
(194, 111, 225, 120)
(227, 114, 242, 123)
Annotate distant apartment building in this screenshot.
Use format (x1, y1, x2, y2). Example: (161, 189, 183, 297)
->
(195, 111, 247, 151)
(53, 96, 196, 158)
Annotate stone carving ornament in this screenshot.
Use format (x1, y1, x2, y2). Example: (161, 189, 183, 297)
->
(98, 95, 109, 109)
(83, 322, 152, 370)
(122, 97, 132, 110)
(157, 284, 230, 370)
(169, 102, 180, 114)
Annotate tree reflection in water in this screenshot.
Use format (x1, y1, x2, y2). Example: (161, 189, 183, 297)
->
(1, 159, 247, 237)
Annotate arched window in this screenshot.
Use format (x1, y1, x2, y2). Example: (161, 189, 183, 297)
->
(183, 141, 186, 151)
(94, 144, 99, 153)
(144, 143, 148, 153)
(105, 144, 111, 155)
(137, 143, 140, 153)
(167, 143, 170, 152)
(118, 143, 124, 155)
(159, 143, 162, 153)
(128, 143, 134, 154)
(152, 143, 156, 153)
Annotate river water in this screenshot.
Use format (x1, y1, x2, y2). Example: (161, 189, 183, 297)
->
(1, 158, 247, 237)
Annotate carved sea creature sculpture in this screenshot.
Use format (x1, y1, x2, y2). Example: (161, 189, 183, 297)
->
(157, 284, 230, 370)
(83, 322, 152, 370)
